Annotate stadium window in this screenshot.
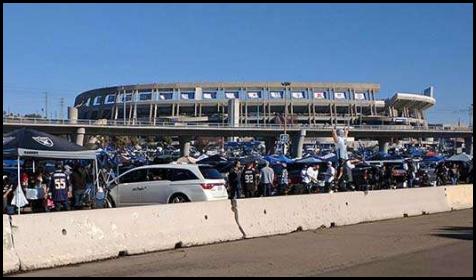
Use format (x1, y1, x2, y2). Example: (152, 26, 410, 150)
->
(203, 92, 217, 99)
(93, 96, 102, 106)
(139, 92, 152, 101)
(270, 91, 283, 99)
(354, 92, 365, 100)
(225, 92, 239, 99)
(291, 91, 304, 99)
(181, 92, 195, 100)
(334, 92, 346, 100)
(105, 94, 116, 104)
(159, 92, 173, 100)
(247, 91, 261, 99)
(124, 93, 133, 102)
(313, 92, 326, 99)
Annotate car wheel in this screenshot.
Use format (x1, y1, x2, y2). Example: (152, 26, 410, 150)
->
(169, 194, 189, 204)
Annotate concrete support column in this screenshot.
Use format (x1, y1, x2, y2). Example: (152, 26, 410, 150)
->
(290, 129, 306, 158)
(68, 107, 78, 124)
(228, 99, 240, 127)
(377, 138, 390, 153)
(178, 136, 192, 157)
(464, 137, 473, 155)
(76, 127, 85, 146)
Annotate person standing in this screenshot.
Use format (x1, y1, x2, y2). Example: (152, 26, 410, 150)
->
(259, 161, 274, 197)
(227, 161, 242, 199)
(71, 163, 87, 209)
(277, 162, 289, 195)
(306, 164, 319, 193)
(450, 163, 460, 185)
(241, 162, 258, 198)
(332, 127, 349, 169)
(324, 161, 336, 193)
(48, 162, 71, 211)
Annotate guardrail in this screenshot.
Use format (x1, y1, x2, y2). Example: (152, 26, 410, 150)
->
(3, 117, 473, 132)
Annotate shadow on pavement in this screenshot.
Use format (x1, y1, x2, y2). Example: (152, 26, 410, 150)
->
(432, 226, 473, 241)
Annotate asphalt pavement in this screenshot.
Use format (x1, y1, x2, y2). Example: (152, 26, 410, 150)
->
(10, 209, 473, 277)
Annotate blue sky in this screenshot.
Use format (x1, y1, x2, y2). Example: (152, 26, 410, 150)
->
(3, 3, 473, 124)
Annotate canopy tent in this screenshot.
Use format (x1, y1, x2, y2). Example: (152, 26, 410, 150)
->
(294, 156, 323, 164)
(239, 155, 267, 165)
(197, 154, 228, 164)
(3, 128, 97, 159)
(422, 155, 446, 162)
(263, 155, 294, 165)
(3, 128, 99, 214)
(446, 153, 473, 162)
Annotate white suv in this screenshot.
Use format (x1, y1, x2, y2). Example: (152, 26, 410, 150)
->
(106, 164, 228, 207)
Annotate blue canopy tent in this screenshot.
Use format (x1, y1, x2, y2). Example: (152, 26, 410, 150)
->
(263, 155, 294, 165)
(294, 156, 323, 164)
(422, 155, 445, 162)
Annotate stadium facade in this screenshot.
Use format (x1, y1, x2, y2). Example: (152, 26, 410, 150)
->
(74, 82, 435, 126)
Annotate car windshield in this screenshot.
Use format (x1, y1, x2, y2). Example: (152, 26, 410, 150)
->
(199, 166, 223, 180)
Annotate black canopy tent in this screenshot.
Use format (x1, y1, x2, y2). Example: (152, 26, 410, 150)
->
(3, 128, 99, 214)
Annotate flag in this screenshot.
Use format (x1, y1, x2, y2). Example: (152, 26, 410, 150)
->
(292, 92, 304, 98)
(354, 93, 365, 100)
(314, 92, 325, 99)
(225, 92, 237, 99)
(247, 92, 259, 98)
(335, 92, 345, 99)
(270, 91, 282, 98)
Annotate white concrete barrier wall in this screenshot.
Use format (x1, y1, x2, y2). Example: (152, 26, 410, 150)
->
(234, 194, 334, 238)
(235, 187, 453, 238)
(3, 215, 20, 274)
(3, 185, 473, 274)
(445, 184, 473, 210)
(329, 187, 451, 226)
(10, 200, 242, 271)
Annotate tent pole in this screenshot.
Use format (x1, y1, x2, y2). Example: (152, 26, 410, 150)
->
(94, 158, 100, 191)
(17, 156, 21, 215)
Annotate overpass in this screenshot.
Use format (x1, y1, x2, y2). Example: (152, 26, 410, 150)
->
(3, 117, 473, 157)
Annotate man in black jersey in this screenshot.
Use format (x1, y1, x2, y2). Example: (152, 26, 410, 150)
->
(241, 162, 258, 198)
(48, 162, 71, 211)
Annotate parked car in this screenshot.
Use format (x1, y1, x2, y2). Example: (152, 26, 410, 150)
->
(105, 164, 228, 207)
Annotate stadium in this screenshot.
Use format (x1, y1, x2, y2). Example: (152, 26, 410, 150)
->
(74, 82, 435, 126)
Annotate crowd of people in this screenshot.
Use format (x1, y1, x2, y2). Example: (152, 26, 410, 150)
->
(2, 161, 104, 215)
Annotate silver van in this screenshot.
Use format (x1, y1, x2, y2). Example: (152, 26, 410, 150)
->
(106, 164, 228, 207)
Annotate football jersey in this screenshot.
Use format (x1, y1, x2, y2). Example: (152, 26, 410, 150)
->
(242, 168, 257, 187)
(49, 172, 70, 202)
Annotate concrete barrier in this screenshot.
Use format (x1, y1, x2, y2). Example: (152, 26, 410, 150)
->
(445, 184, 473, 210)
(234, 194, 334, 238)
(235, 187, 453, 238)
(10, 200, 242, 271)
(329, 187, 451, 226)
(3, 215, 20, 274)
(4, 185, 473, 274)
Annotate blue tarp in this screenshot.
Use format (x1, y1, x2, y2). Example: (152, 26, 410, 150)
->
(263, 155, 294, 164)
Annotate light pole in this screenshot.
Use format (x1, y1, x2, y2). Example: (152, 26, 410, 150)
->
(281, 82, 291, 134)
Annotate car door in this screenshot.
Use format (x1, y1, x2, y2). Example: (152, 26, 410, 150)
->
(140, 168, 172, 204)
(116, 169, 148, 207)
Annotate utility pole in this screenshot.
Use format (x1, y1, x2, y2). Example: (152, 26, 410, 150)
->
(59, 97, 64, 120)
(43, 92, 48, 119)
